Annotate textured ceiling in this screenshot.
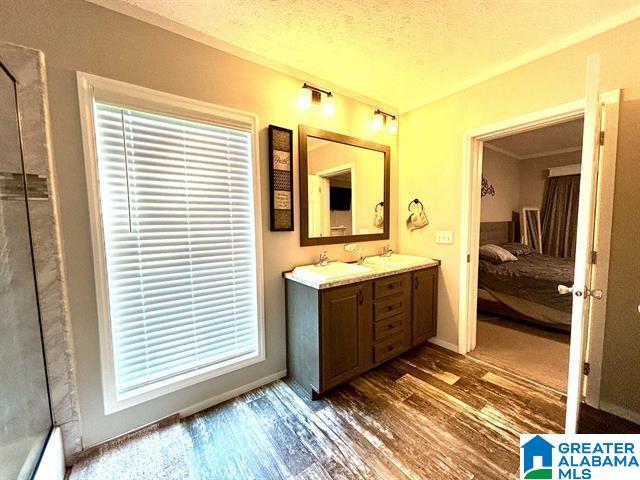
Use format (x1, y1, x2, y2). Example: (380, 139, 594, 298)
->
(487, 118, 584, 159)
(95, 0, 639, 111)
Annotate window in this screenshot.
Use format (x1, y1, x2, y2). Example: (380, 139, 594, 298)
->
(78, 73, 264, 413)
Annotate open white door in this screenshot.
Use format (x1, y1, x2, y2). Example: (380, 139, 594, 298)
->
(564, 55, 604, 433)
(308, 174, 322, 237)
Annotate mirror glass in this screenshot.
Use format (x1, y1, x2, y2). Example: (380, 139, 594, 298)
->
(521, 207, 542, 253)
(306, 137, 385, 239)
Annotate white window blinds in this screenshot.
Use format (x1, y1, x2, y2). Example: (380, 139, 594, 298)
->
(93, 102, 260, 399)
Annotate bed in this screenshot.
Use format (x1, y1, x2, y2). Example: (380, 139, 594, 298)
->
(478, 217, 573, 330)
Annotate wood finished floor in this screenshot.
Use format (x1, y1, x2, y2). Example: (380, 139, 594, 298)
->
(183, 344, 565, 480)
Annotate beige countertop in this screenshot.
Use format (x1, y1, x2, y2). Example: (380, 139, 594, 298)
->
(284, 258, 440, 290)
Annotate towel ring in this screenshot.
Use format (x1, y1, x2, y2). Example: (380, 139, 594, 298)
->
(407, 198, 424, 212)
(375, 201, 384, 212)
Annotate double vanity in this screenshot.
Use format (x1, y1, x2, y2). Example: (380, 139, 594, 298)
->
(285, 254, 439, 399)
(287, 126, 438, 398)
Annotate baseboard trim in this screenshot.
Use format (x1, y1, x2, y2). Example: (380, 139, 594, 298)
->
(178, 369, 288, 418)
(599, 400, 640, 426)
(428, 337, 459, 353)
(34, 427, 65, 480)
(78, 369, 288, 455)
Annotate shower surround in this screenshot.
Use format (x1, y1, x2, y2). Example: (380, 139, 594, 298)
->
(0, 41, 81, 462)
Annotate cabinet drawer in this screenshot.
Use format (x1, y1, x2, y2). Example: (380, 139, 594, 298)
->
(373, 334, 404, 364)
(374, 314, 404, 342)
(374, 274, 409, 299)
(374, 295, 408, 321)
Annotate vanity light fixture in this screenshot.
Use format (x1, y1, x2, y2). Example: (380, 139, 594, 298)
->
(371, 109, 398, 135)
(372, 111, 385, 131)
(322, 93, 336, 117)
(298, 83, 336, 117)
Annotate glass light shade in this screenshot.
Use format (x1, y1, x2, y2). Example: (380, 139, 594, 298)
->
(387, 117, 398, 135)
(322, 94, 336, 117)
(298, 86, 312, 110)
(372, 112, 384, 131)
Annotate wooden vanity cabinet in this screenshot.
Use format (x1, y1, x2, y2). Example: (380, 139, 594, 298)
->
(285, 265, 438, 399)
(320, 283, 372, 390)
(412, 267, 438, 344)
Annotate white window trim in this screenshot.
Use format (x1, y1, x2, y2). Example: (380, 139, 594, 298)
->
(76, 72, 265, 414)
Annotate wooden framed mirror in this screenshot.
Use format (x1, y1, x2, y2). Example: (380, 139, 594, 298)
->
(299, 126, 390, 246)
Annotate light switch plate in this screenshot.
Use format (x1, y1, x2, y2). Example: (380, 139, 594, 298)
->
(436, 230, 454, 244)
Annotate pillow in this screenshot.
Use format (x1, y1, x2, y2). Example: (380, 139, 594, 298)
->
(479, 244, 518, 264)
(501, 242, 535, 257)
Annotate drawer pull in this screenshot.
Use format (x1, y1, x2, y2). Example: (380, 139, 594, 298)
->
(387, 324, 394, 330)
(387, 345, 394, 352)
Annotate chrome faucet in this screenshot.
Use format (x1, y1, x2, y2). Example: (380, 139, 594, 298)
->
(315, 251, 329, 267)
(381, 244, 393, 257)
(345, 243, 364, 265)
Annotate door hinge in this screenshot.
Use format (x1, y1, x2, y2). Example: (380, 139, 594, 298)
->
(599, 131, 605, 146)
(583, 362, 591, 376)
(467, 254, 471, 263)
(590, 250, 598, 265)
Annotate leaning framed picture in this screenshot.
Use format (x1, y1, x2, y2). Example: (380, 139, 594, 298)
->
(268, 125, 294, 231)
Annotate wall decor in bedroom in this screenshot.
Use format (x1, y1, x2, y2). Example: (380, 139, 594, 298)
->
(268, 125, 294, 231)
(481, 176, 496, 197)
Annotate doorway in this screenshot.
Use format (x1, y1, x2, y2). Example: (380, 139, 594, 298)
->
(458, 86, 621, 432)
(308, 163, 356, 238)
(469, 117, 584, 393)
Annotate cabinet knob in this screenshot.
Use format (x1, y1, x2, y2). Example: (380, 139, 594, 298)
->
(414, 277, 419, 290)
(358, 290, 364, 305)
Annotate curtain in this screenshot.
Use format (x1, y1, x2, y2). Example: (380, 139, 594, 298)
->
(541, 174, 580, 258)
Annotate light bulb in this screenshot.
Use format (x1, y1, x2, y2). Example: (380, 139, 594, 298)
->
(322, 93, 336, 117)
(298, 86, 312, 110)
(387, 117, 398, 135)
(372, 112, 384, 131)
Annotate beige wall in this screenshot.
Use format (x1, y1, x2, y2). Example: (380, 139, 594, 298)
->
(480, 148, 521, 222)
(519, 151, 582, 208)
(481, 148, 582, 224)
(0, 0, 398, 447)
(399, 19, 640, 415)
(599, 99, 640, 419)
(308, 142, 385, 234)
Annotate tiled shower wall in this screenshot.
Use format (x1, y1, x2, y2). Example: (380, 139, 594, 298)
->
(0, 42, 82, 462)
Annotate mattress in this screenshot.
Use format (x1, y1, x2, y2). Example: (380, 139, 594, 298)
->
(478, 288, 571, 328)
(478, 252, 574, 314)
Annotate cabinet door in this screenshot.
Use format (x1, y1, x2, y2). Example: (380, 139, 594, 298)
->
(320, 283, 372, 390)
(412, 268, 438, 346)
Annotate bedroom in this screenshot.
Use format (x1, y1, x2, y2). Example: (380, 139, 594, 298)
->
(472, 118, 585, 392)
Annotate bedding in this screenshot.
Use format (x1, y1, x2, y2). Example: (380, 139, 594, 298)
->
(479, 244, 518, 264)
(478, 252, 574, 314)
(500, 242, 534, 257)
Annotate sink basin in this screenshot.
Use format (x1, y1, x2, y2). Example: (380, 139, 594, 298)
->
(291, 262, 373, 283)
(365, 254, 434, 268)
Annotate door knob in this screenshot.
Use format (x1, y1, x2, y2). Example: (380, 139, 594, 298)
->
(586, 288, 603, 300)
(558, 284, 574, 295)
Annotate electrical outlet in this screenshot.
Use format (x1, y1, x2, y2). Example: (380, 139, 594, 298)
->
(436, 230, 453, 244)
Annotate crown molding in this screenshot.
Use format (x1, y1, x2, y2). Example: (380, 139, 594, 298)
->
(400, 5, 640, 113)
(85, 0, 399, 114)
(87, 0, 639, 116)
(519, 146, 582, 160)
(484, 142, 582, 161)
(483, 142, 520, 159)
